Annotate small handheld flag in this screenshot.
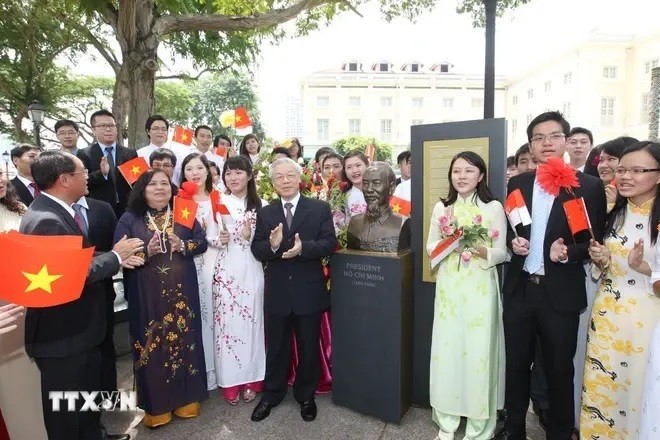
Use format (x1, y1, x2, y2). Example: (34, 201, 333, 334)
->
(563, 197, 594, 239)
(505, 189, 531, 235)
(0, 233, 94, 307)
(117, 156, 149, 185)
(429, 228, 464, 270)
(234, 107, 253, 129)
(214, 146, 227, 158)
(173, 196, 198, 229)
(172, 126, 194, 146)
(389, 195, 411, 217)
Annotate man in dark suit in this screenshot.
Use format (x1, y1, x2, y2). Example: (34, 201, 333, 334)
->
(20, 151, 143, 440)
(499, 112, 607, 440)
(74, 196, 119, 394)
(250, 157, 337, 423)
(77, 109, 137, 217)
(10, 144, 42, 206)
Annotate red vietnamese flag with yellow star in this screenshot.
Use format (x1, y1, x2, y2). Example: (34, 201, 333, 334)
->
(172, 126, 194, 146)
(389, 195, 411, 217)
(173, 196, 198, 229)
(0, 232, 94, 307)
(117, 156, 149, 185)
(234, 107, 252, 129)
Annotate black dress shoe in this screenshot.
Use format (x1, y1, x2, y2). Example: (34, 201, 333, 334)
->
(103, 434, 130, 440)
(251, 400, 276, 422)
(300, 400, 317, 422)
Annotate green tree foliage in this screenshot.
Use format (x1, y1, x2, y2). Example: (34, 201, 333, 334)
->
(188, 73, 265, 141)
(332, 136, 393, 163)
(155, 81, 193, 127)
(0, 0, 530, 145)
(0, 0, 88, 141)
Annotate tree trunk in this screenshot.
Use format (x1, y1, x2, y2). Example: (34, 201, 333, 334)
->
(113, 49, 156, 149)
(113, 0, 159, 149)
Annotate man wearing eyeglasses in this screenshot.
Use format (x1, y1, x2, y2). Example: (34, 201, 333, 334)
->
(77, 109, 138, 218)
(55, 120, 80, 156)
(498, 111, 607, 440)
(567, 127, 593, 172)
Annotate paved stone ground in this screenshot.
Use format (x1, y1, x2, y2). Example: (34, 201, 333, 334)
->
(103, 322, 546, 440)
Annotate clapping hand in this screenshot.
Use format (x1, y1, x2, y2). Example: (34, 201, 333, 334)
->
(113, 235, 145, 260)
(605, 184, 617, 206)
(241, 214, 252, 241)
(589, 239, 610, 266)
(100, 156, 110, 177)
(628, 238, 645, 272)
(146, 232, 164, 257)
(282, 233, 302, 259)
(0, 304, 24, 335)
(168, 232, 184, 253)
(269, 223, 283, 249)
(550, 238, 568, 262)
(122, 255, 145, 269)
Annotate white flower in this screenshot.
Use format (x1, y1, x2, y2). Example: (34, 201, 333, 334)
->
(297, 157, 304, 164)
(272, 193, 279, 199)
(262, 160, 270, 168)
(257, 171, 264, 179)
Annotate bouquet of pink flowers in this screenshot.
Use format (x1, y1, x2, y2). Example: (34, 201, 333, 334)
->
(438, 213, 499, 268)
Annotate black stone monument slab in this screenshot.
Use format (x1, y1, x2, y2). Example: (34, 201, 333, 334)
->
(330, 249, 413, 424)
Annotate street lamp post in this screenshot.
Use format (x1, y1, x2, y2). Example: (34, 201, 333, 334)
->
(483, 0, 497, 119)
(2, 151, 9, 176)
(27, 101, 46, 147)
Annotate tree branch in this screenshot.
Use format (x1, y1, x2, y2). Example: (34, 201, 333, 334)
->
(156, 0, 335, 35)
(156, 66, 230, 81)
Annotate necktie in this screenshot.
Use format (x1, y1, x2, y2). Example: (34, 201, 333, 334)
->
(524, 184, 553, 274)
(105, 146, 119, 203)
(29, 182, 40, 196)
(284, 202, 293, 229)
(72, 203, 88, 235)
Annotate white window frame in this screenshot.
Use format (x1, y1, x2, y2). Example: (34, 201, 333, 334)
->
(317, 119, 329, 141)
(348, 119, 361, 135)
(316, 96, 329, 107)
(380, 119, 392, 141)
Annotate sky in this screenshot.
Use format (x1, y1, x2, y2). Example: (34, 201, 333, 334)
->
(253, 0, 660, 138)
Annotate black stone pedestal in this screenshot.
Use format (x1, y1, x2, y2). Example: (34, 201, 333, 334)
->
(330, 249, 413, 424)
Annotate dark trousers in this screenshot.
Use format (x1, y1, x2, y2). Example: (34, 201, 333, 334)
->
(263, 312, 321, 404)
(530, 338, 549, 409)
(503, 276, 579, 440)
(35, 347, 103, 440)
(99, 293, 118, 392)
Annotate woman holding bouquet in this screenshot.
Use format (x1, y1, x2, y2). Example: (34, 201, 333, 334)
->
(180, 153, 221, 391)
(426, 151, 506, 440)
(207, 156, 266, 405)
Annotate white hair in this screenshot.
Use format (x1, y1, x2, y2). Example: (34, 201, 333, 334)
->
(269, 157, 302, 181)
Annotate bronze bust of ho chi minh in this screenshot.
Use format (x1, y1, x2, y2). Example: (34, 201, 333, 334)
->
(346, 161, 411, 253)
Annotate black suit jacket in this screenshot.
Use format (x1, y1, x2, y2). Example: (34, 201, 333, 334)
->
(19, 194, 120, 358)
(502, 170, 607, 313)
(10, 176, 33, 207)
(251, 195, 337, 315)
(86, 198, 118, 302)
(77, 143, 137, 217)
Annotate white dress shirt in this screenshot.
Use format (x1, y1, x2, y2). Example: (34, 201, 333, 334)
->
(15, 174, 36, 196)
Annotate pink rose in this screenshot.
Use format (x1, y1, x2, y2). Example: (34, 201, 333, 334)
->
(489, 229, 499, 239)
(441, 225, 455, 236)
(460, 250, 472, 263)
(439, 216, 450, 226)
(473, 215, 483, 225)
